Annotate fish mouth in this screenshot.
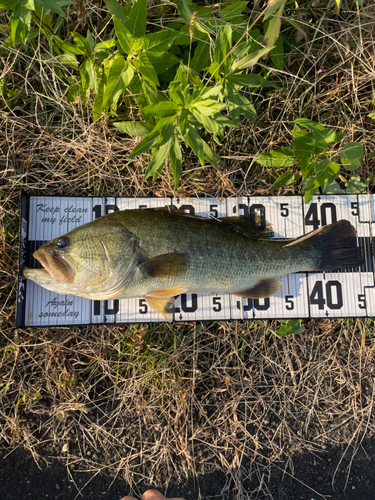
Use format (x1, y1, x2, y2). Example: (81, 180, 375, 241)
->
(23, 249, 73, 284)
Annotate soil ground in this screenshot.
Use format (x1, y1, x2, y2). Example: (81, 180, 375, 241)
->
(1, 437, 375, 500)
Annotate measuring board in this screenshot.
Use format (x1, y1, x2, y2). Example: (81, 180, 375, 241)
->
(16, 193, 375, 327)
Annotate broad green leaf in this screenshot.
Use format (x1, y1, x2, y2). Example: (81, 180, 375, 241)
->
(295, 119, 336, 146)
(142, 101, 181, 117)
(169, 135, 183, 188)
(125, 0, 147, 38)
(299, 156, 315, 178)
(270, 34, 284, 70)
(264, 0, 286, 48)
(228, 74, 274, 88)
(340, 142, 363, 171)
(322, 179, 344, 194)
(101, 56, 128, 111)
(183, 126, 220, 168)
(177, 0, 193, 24)
(10, 17, 21, 47)
(35, 0, 75, 17)
(199, 85, 223, 99)
(71, 32, 92, 54)
(190, 39, 210, 74)
(346, 174, 370, 193)
(294, 118, 325, 131)
(114, 121, 153, 136)
(268, 172, 300, 191)
(142, 31, 179, 56)
(232, 46, 274, 72)
(190, 101, 225, 117)
(103, 0, 126, 23)
(133, 52, 159, 86)
(149, 52, 179, 76)
(304, 188, 318, 204)
(291, 140, 313, 158)
(0, 0, 18, 8)
(128, 133, 161, 159)
(169, 83, 185, 106)
(128, 117, 174, 158)
(232, 38, 259, 59)
(144, 136, 173, 179)
(95, 39, 116, 51)
(178, 108, 189, 135)
(222, 2, 248, 18)
(80, 58, 98, 93)
(264, 0, 286, 21)
(256, 150, 295, 168)
(183, 127, 205, 165)
(93, 67, 105, 120)
(86, 31, 95, 52)
(173, 62, 190, 90)
(304, 160, 340, 192)
(24, 0, 35, 10)
(113, 18, 134, 54)
(54, 36, 86, 55)
(226, 88, 256, 123)
(190, 110, 219, 134)
(213, 25, 232, 70)
(273, 320, 305, 337)
(141, 79, 161, 106)
(59, 53, 79, 69)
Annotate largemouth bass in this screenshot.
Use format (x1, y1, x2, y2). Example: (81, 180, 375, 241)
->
(23, 208, 362, 320)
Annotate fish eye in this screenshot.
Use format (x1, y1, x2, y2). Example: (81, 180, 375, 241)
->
(56, 237, 68, 249)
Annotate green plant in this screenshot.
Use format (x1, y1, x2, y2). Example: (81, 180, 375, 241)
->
(1, 0, 287, 187)
(256, 118, 369, 202)
(272, 319, 305, 337)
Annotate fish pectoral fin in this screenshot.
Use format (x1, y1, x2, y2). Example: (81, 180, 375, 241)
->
(144, 295, 174, 322)
(233, 278, 281, 299)
(139, 253, 188, 278)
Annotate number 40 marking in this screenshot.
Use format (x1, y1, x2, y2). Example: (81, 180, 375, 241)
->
(310, 281, 343, 310)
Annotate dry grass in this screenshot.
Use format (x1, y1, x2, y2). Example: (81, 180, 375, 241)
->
(1, 1, 375, 498)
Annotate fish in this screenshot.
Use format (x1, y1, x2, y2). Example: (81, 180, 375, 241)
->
(23, 208, 362, 321)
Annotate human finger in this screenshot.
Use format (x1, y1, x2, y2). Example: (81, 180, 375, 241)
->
(141, 490, 185, 500)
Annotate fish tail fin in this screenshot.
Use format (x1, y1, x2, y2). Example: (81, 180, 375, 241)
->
(284, 220, 363, 271)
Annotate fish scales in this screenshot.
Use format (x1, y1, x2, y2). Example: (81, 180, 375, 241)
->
(23, 208, 363, 320)
(110, 209, 311, 296)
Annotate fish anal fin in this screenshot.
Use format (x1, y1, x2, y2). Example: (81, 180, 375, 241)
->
(139, 253, 187, 278)
(233, 278, 281, 299)
(145, 295, 175, 322)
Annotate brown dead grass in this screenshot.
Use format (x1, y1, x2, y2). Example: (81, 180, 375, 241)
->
(1, 1, 375, 498)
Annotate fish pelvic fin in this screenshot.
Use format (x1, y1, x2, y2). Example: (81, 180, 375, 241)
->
(139, 253, 187, 278)
(283, 220, 363, 271)
(233, 278, 281, 299)
(144, 295, 174, 322)
(145, 288, 188, 321)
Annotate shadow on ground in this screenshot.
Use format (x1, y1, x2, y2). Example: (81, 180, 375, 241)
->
(1, 438, 374, 500)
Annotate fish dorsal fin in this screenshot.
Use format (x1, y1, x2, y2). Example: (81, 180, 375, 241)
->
(219, 215, 274, 239)
(233, 278, 281, 299)
(139, 253, 187, 278)
(144, 295, 175, 322)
